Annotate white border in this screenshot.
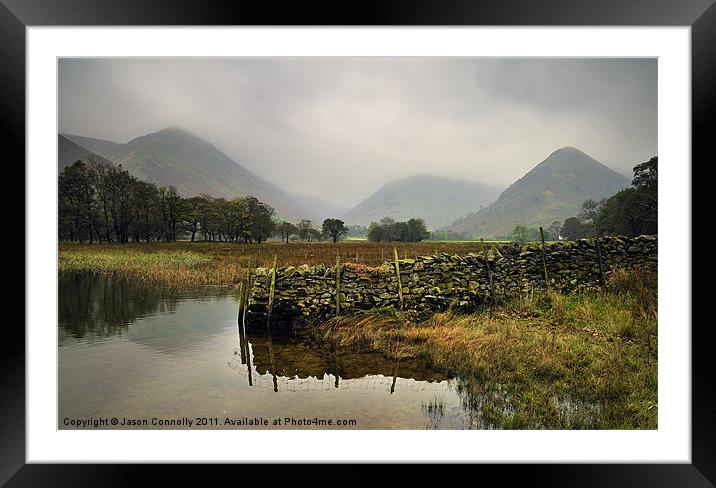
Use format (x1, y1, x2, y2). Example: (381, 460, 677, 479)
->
(27, 27, 691, 463)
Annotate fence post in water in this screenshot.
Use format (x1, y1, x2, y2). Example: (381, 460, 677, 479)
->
(595, 234, 606, 290)
(393, 247, 404, 311)
(539, 226, 550, 290)
(267, 255, 278, 320)
(335, 254, 342, 316)
(237, 282, 244, 322)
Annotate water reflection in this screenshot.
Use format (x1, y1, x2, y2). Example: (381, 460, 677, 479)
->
(59, 271, 178, 342)
(59, 272, 469, 429)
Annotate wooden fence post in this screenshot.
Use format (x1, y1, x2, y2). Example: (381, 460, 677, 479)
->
(539, 226, 550, 290)
(595, 234, 606, 289)
(485, 259, 495, 299)
(335, 254, 342, 316)
(237, 282, 244, 322)
(267, 255, 277, 320)
(393, 247, 404, 311)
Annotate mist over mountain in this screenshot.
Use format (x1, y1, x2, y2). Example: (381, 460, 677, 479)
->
(342, 175, 502, 230)
(288, 192, 349, 224)
(62, 128, 315, 221)
(447, 147, 630, 239)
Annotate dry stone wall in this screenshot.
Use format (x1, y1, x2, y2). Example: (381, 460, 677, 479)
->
(246, 235, 657, 326)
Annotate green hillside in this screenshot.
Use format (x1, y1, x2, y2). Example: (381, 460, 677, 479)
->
(448, 147, 630, 239)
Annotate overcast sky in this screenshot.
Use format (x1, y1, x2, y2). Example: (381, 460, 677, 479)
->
(59, 57, 656, 207)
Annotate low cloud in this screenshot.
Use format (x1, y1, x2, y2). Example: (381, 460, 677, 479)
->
(59, 57, 656, 207)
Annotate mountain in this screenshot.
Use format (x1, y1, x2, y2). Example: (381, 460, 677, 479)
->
(288, 192, 349, 224)
(61, 134, 124, 160)
(447, 147, 631, 239)
(341, 175, 502, 230)
(58, 134, 102, 170)
(62, 128, 313, 221)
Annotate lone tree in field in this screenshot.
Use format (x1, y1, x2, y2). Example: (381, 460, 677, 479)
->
(322, 218, 348, 243)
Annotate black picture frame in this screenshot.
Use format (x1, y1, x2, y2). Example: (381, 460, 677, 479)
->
(4, 0, 711, 484)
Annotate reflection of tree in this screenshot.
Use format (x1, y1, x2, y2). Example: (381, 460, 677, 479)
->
(59, 272, 178, 342)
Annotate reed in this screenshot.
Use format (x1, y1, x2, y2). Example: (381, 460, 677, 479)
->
(59, 240, 500, 289)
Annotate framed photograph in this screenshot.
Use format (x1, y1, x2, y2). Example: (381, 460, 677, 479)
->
(6, 0, 711, 482)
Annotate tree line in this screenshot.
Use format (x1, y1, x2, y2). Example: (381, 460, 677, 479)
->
(367, 217, 430, 242)
(59, 158, 362, 244)
(59, 158, 278, 243)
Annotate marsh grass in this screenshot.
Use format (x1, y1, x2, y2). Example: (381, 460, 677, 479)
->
(59, 241, 498, 289)
(299, 269, 658, 429)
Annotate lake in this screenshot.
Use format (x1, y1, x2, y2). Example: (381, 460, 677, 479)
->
(58, 272, 477, 429)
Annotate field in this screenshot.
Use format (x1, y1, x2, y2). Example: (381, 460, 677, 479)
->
(59, 240, 500, 289)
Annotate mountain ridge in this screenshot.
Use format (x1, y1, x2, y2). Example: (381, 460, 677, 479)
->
(58, 134, 106, 170)
(342, 174, 502, 230)
(446, 147, 630, 239)
(62, 128, 315, 221)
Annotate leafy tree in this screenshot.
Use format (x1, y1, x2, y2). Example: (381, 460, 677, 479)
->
(630, 155, 657, 232)
(276, 221, 298, 243)
(182, 196, 204, 242)
(131, 180, 160, 242)
(561, 217, 589, 240)
(512, 224, 529, 243)
(578, 198, 605, 234)
(406, 218, 430, 242)
(306, 228, 322, 242)
(367, 222, 385, 242)
(322, 218, 348, 243)
(562, 156, 658, 239)
(296, 219, 314, 241)
(368, 217, 430, 242)
(58, 161, 95, 243)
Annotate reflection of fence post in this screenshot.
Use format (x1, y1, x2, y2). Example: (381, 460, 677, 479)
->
(393, 247, 404, 311)
(267, 255, 277, 320)
(539, 226, 550, 290)
(390, 359, 399, 394)
(595, 234, 606, 290)
(335, 255, 342, 317)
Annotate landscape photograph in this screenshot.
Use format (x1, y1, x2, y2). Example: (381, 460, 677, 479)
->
(58, 57, 658, 430)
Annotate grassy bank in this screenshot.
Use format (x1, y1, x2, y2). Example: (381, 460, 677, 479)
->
(58, 240, 499, 289)
(299, 268, 658, 429)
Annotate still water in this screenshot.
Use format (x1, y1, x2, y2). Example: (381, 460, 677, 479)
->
(59, 272, 475, 429)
